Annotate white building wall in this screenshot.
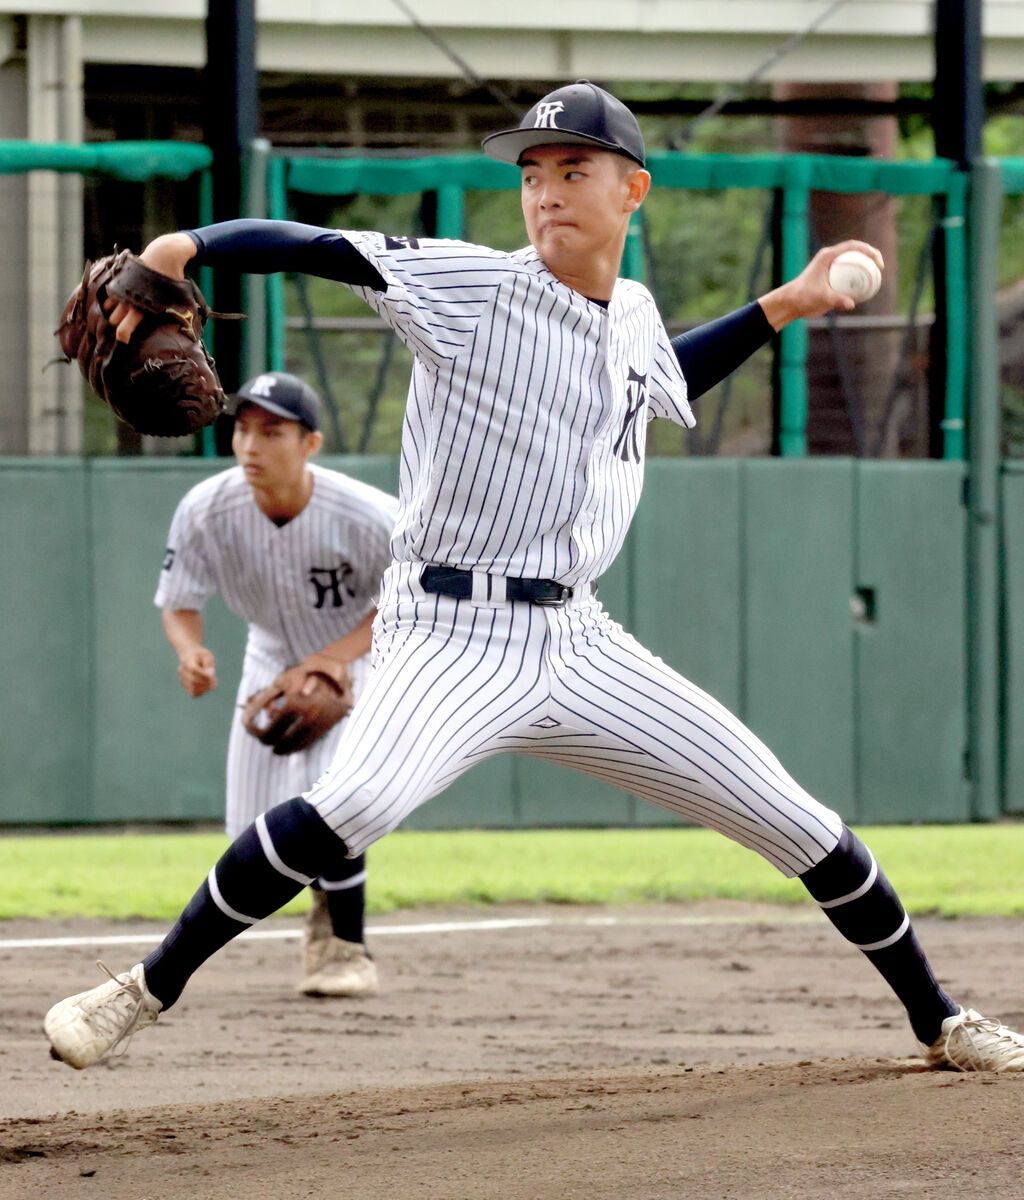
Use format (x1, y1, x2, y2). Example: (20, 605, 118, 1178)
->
(0, 1, 1021, 83)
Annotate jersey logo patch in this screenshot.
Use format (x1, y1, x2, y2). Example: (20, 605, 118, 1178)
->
(162, 547, 176, 572)
(613, 367, 648, 464)
(533, 101, 565, 129)
(384, 235, 421, 250)
(309, 562, 356, 609)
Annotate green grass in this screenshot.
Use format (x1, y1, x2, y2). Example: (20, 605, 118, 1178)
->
(2, 824, 1024, 922)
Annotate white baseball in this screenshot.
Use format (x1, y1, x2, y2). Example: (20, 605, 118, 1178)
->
(827, 250, 882, 302)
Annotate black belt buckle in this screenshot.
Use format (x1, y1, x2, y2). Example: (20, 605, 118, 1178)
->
(531, 582, 573, 606)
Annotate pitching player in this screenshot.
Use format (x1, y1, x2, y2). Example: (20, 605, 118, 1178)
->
(46, 81, 1024, 1073)
(158, 370, 398, 996)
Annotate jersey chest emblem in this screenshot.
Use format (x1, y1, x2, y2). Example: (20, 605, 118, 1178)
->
(384, 235, 420, 250)
(309, 562, 356, 609)
(613, 366, 648, 464)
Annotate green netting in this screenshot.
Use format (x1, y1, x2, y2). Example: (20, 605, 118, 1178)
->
(273, 150, 969, 460)
(284, 150, 960, 200)
(0, 140, 212, 181)
(287, 154, 518, 197)
(647, 152, 957, 196)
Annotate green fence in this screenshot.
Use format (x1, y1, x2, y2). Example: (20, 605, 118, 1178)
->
(257, 149, 969, 460)
(2, 143, 1022, 830)
(0, 456, 977, 830)
(0, 140, 212, 181)
(0, 137, 216, 378)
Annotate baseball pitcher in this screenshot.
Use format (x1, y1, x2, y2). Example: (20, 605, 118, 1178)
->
(46, 82, 1024, 1075)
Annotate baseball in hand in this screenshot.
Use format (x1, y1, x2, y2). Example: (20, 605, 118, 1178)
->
(828, 250, 882, 302)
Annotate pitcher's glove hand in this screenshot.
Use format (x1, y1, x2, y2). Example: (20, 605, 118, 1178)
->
(242, 661, 355, 756)
(56, 249, 233, 437)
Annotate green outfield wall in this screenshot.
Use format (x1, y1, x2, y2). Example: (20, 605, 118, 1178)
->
(1, 456, 994, 830)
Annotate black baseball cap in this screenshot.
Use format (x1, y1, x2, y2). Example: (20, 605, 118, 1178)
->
(482, 80, 645, 168)
(226, 372, 321, 432)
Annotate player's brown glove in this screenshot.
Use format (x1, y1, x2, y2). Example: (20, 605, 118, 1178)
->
(242, 664, 355, 757)
(55, 249, 233, 438)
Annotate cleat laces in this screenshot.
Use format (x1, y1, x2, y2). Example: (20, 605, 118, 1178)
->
(86, 961, 156, 1059)
(942, 1010, 1024, 1072)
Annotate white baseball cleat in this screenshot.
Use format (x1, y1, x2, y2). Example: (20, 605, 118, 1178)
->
(299, 938, 380, 998)
(920, 1007, 1024, 1072)
(44, 962, 162, 1069)
(299, 888, 380, 998)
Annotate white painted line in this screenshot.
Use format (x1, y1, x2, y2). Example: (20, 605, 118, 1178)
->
(0, 910, 823, 952)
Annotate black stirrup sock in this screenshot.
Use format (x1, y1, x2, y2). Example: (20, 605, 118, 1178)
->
(143, 797, 351, 1009)
(800, 825, 959, 1045)
(319, 853, 368, 945)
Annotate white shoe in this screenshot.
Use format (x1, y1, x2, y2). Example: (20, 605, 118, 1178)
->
(920, 1006, 1024, 1072)
(44, 962, 162, 1070)
(300, 888, 379, 998)
(299, 938, 380, 998)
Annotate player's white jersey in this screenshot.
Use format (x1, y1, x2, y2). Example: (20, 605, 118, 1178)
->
(341, 232, 693, 587)
(154, 462, 398, 670)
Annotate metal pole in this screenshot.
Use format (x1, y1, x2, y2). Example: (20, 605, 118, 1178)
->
(241, 137, 270, 381)
(964, 159, 1003, 820)
(204, 0, 258, 448)
(777, 161, 810, 457)
(435, 183, 464, 239)
(933, 0, 984, 166)
(939, 172, 967, 460)
(266, 155, 287, 372)
(931, 0, 983, 457)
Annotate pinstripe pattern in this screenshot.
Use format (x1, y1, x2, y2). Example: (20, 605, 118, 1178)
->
(155, 463, 397, 837)
(343, 233, 693, 586)
(290, 238, 844, 876)
(306, 564, 843, 876)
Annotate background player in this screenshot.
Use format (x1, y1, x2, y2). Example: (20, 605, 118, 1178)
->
(46, 81, 1024, 1074)
(157, 370, 398, 997)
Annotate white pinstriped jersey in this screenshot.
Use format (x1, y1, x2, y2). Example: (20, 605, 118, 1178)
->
(342, 233, 693, 586)
(299, 233, 843, 876)
(155, 462, 398, 838)
(155, 462, 398, 672)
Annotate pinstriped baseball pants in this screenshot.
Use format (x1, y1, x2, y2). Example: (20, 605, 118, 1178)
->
(305, 562, 844, 875)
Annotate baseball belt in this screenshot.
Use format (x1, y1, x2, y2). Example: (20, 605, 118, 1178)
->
(420, 564, 573, 607)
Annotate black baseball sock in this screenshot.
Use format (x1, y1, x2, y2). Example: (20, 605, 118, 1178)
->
(143, 797, 350, 1009)
(319, 853, 368, 946)
(799, 825, 959, 1045)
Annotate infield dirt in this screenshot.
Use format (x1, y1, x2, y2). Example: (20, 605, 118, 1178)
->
(2, 901, 1023, 1198)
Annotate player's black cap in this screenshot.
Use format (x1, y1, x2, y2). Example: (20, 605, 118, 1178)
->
(226, 372, 321, 432)
(481, 80, 645, 168)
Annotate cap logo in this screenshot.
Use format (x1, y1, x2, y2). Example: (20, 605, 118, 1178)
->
(247, 374, 277, 398)
(533, 101, 565, 130)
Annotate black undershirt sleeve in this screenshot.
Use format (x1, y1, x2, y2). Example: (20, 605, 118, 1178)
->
(670, 301, 776, 401)
(185, 219, 387, 291)
(186, 221, 772, 397)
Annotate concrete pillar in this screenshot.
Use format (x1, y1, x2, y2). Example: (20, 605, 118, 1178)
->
(26, 15, 84, 456)
(0, 16, 83, 455)
(0, 18, 29, 454)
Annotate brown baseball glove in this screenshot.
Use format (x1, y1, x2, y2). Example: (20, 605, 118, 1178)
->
(242, 666, 355, 757)
(55, 249, 234, 437)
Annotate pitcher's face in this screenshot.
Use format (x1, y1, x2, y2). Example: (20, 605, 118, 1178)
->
(520, 146, 646, 269)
